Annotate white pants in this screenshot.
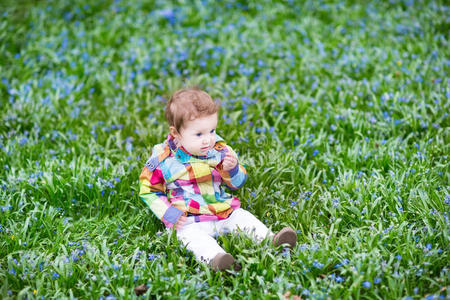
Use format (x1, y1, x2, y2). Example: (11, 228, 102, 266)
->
(176, 208, 273, 263)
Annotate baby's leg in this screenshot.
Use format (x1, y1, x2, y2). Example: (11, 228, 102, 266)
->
(176, 221, 226, 263)
(219, 208, 273, 242)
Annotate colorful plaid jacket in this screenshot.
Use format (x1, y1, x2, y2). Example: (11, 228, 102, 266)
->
(138, 134, 246, 228)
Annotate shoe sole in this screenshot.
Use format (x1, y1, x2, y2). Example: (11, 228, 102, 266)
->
(274, 228, 297, 248)
(212, 253, 235, 271)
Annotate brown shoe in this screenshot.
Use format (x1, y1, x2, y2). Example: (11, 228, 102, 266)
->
(273, 227, 297, 249)
(210, 253, 235, 271)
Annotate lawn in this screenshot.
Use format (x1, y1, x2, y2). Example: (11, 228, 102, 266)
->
(0, 0, 448, 299)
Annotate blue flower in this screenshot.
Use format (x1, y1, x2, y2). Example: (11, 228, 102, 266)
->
(158, 9, 177, 25)
(19, 137, 28, 146)
(312, 149, 320, 157)
(125, 141, 133, 152)
(312, 260, 324, 269)
(281, 248, 290, 257)
(362, 281, 371, 288)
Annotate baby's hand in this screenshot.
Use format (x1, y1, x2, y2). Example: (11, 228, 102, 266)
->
(175, 215, 187, 231)
(222, 152, 238, 171)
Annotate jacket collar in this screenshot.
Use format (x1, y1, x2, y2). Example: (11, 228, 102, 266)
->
(166, 134, 224, 163)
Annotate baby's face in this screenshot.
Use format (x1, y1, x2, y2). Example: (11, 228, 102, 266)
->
(176, 113, 218, 156)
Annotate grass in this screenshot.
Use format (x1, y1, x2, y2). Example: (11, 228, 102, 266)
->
(0, 0, 449, 299)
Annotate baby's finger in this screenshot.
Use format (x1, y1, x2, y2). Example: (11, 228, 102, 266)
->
(176, 221, 184, 231)
(226, 151, 237, 159)
(223, 160, 234, 169)
(228, 157, 237, 166)
(175, 215, 186, 229)
(225, 154, 236, 162)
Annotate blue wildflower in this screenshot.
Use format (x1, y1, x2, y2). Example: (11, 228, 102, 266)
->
(312, 260, 324, 269)
(19, 137, 28, 146)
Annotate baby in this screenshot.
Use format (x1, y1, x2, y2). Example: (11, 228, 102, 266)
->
(138, 88, 296, 271)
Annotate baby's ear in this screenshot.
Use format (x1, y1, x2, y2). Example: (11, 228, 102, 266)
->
(169, 126, 179, 138)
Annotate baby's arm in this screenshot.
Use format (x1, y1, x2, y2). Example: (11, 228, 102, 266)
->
(217, 145, 247, 190)
(139, 166, 184, 228)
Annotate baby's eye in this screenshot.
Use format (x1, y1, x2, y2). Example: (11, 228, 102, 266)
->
(196, 133, 202, 137)
(210, 129, 215, 134)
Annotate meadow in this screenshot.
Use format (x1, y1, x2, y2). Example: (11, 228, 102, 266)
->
(0, 0, 449, 299)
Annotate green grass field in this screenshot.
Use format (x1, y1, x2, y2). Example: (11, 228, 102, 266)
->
(0, 0, 449, 299)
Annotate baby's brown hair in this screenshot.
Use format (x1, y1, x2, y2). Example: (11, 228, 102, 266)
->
(165, 87, 220, 132)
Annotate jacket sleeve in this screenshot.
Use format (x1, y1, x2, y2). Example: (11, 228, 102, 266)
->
(139, 165, 184, 228)
(216, 145, 247, 190)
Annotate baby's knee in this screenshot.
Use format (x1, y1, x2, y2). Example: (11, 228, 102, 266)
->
(233, 208, 253, 218)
